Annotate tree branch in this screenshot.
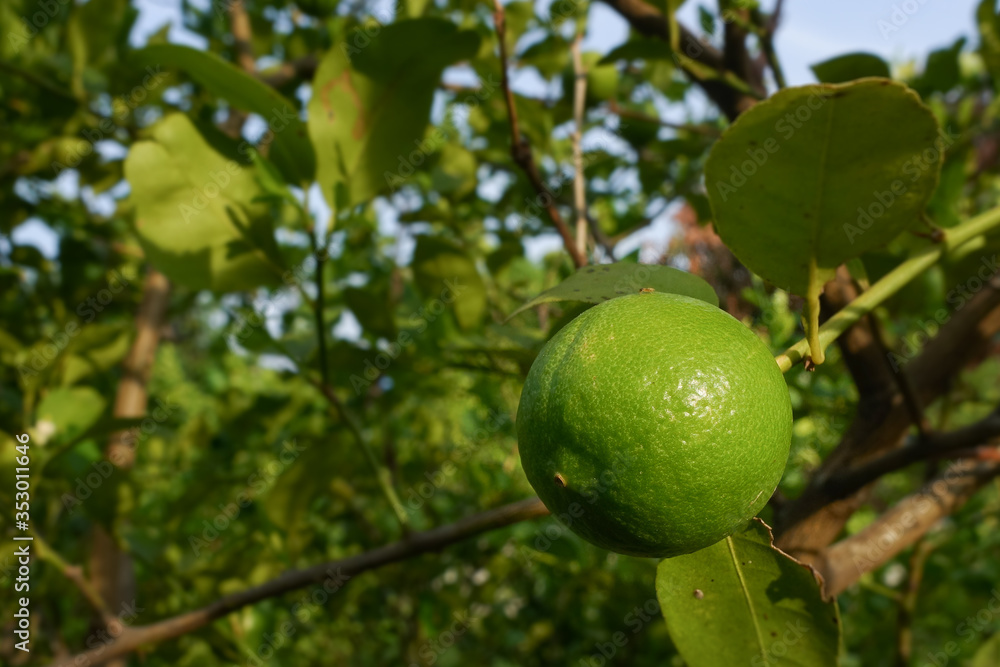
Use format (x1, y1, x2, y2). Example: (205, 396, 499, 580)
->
(51, 498, 548, 667)
(816, 459, 1000, 596)
(571, 32, 589, 261)
(819, 406, 1000, 503)
(597, 0, 756, 119)
(493, 0, 587, 269)
(776, 283, 1000, 559)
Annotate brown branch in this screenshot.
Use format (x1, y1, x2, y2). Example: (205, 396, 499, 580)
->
(52, 498, 549, 667)
(775, 283, 1000, 559)
(258, 55, 318, 88)
(597, 0, 756, 119)
(815, 459, 1000, 596)
(750, 1, 787, 89)
(493, 0, 587, 269)
(90, 268, 170, 667)
(228, 0, 257, 74)
(607, 100, 721, 137)
(571, 31, 589, 260)
(820, 406, 1000, 502)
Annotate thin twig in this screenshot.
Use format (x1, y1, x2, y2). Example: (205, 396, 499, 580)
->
(570, 32, 589, 261)
(607, 101, 721, 137)
(50, 498, 548, 667)
(33, 532, 115, 627)
(750, 2, 786, 89)
(311, 378, 410, 530)
(867, 312, 931, 436)
(492, 0, 587, 269)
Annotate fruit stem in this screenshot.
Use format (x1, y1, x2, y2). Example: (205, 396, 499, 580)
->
(804, 258, 825, 366)
(775, 203, 1000, 373)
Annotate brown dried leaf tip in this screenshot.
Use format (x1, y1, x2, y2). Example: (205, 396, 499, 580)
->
(639, 287, 655, 294)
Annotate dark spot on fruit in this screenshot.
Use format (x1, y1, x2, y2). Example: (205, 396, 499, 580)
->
(574, 288, 581, 291)
(554, 473, 567, 488)
(771, 631, 778, 638)
(693, 589, 704, 599)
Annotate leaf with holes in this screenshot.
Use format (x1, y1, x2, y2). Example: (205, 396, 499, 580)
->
(508, 263, 718, 319)
(705, 79, 942, 362)
(656, 519, 841, 667)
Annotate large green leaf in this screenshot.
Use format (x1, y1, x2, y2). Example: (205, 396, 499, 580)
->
(656, 520, 840, 667)
(705, 79, 941, 361)
(509, 262, 718, 318)
(124, 113, 285, 292)
(307, 19, 479, 206)
(134, 44, 315, 185)
(411, 236, 486, 331)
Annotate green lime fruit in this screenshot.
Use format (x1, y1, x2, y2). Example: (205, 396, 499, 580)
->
(516, 291, 792, 558)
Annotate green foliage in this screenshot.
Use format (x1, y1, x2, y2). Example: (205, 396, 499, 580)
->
(4, 0, 1000, 665)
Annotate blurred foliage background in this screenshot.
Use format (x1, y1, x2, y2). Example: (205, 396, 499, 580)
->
(2, 0, 1000, 665)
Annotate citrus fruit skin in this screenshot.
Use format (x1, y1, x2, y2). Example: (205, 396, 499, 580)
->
(516, 292, 792, 558)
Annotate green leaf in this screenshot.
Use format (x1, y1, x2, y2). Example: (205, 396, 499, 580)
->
(656, 520, 841, 667)
(344, 282, 397, 339)
(598, 39, 673, 65)
(977, 0, 1000, 85)
(508, 262, 718, 319)
(973, 631, 1000, 667)
(134, 44, 315, 185)
(915, 38, 966, 96)
(431, 144, 478, 199)
(124, 113, 285, 292)
(262, 441, 325, 559)
(810, 53, 890, 83)
(307, 19, 480, 206)
(36, 387, 106, 443)
(705, 80, 942, 361)
(411, 236, 486, 331)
